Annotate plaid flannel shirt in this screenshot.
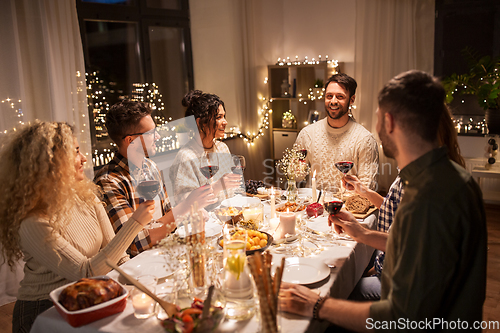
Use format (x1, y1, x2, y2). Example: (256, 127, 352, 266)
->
(374, 176, 404, 275)
(94, 152, 171, 257)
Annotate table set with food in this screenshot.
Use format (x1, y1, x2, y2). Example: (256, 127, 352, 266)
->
(31, 147, 378, 333)
(30, 184, 377, 333)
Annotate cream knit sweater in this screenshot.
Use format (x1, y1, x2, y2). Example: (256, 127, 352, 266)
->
(295, 118, 379, 191)
(17, 197, 143, 301)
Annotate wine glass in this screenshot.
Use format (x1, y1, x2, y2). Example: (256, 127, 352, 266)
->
(334, 150, 354, 201)
(136, 158, 163, 228)
(231, 155, 246, 175)
(231, 155, 246, 194)
(298, 149, 307, 162)
(136, 158, 163, 200)
(322, 190, 343, 242)
(199, 152, 219, 185)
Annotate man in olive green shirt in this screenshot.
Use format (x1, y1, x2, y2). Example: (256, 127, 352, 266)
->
(279, 70, 487, 332)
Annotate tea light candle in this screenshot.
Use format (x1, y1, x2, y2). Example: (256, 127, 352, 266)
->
(278, 209, 295, 239)
(132, 293, 155, 315)
(311, 170, 317, 203)
(270, 187, 276, 219)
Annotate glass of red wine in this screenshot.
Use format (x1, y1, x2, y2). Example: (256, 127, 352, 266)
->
(199, 152, 219, 185)
(231, 155, 246, 175)
(334, 150, 354, 202)
(322, 190, 343, 240)
(136, 158, 163, 228)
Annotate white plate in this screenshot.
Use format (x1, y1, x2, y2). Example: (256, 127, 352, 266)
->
(175, 219, 223, 238)
(281, 257, 330, 285)
(306, 215, 369, 234)
(108, 249, 176, 281)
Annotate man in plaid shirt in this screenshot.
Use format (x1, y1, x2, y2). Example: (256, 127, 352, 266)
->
(95, 100, 215, 256)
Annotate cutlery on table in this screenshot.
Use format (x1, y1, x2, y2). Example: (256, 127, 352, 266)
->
(105, 260, 177, 318)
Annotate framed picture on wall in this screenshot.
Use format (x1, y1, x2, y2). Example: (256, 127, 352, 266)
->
(308, 110, 321, 124)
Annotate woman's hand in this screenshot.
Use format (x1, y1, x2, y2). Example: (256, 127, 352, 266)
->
(131, 200, 155, 226)
(185, 184, 217, 209)
(279, 282, 321, 318)
(212, 173, 242, 195)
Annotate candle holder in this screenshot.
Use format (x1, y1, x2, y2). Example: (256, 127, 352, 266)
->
(131, 275, 158, 319)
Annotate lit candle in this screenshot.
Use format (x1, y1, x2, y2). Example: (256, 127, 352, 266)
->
(132, 292, 155, 315)
(278, 208, 295, 239)
(311, 170, 317, 203)
(270, 187, 276, 219)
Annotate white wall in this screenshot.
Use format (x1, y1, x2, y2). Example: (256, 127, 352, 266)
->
(189, 0, 357, 183)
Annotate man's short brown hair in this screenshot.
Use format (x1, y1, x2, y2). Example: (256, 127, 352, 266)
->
(105, 100, 152, 145)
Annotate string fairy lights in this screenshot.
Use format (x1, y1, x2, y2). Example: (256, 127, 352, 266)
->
(0, 98, 24, 133)
(220, 55, 339, 146)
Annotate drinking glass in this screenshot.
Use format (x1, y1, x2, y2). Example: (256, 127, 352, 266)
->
(136, 158, 163, 229)
(232, 154, 246, 194)
(200, 152, 219, 185)
(322, 190, 343, 242)
(231, 154, 246, 174)
(334, 150, 354, 201)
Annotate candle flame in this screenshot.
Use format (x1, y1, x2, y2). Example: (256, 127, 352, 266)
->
(313, 170, 316, 178)
(287, 208, 289, 213)
(271, 186, 274, 196)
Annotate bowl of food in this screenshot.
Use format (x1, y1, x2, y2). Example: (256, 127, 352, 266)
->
(276, 202, 306, 216)
(49, 276, 128, 327)
(218, 229, 273, 255)
(214, 206, 243, 224)
(162, 290, 225, 333)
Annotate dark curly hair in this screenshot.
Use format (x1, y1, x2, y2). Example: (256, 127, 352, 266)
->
(105, 100, 152, 145)
(182, 90, 225, 137)
(325, 73, 357, 99)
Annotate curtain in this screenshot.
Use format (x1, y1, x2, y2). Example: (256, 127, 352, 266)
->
(189, 0, 271, 183)
(0, 0, 91, 305)
(354, 0, 435, 192)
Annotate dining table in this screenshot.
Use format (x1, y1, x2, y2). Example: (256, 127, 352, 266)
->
(31, 191, 377, 333)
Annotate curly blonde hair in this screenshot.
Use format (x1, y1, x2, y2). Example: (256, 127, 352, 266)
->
(0, 121, 98, 268)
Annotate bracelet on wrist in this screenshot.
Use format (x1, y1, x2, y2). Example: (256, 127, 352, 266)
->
(313, 296, 327, 320)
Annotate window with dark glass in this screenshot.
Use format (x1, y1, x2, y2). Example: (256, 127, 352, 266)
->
(76, 0, 193, 165)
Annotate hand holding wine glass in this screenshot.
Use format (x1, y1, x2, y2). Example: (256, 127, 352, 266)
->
(334, 149, 354, 201)
(136, 158, 163, 229)
(322, 190, 343, 238)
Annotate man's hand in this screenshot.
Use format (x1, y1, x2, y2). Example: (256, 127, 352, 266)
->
(343, 175, 368, 195)
(279, 282, 320, 318)
(328, 209, 366, 242)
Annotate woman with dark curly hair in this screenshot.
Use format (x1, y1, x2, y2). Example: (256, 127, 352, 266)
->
(0, 121, 155, 332)
(170, 90, 242, 207)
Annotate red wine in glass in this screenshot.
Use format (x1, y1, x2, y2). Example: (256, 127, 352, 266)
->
(335, 161, 354, 174)
(231, 166, 245, 175)
(200, 165, 219, 179)
(324, 200, 343, 215)
(137, 180, 161, 200)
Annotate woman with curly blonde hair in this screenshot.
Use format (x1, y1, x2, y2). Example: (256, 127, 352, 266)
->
(0, 122, 155, 332)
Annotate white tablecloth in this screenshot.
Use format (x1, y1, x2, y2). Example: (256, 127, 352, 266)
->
(31, 210, 376, 333)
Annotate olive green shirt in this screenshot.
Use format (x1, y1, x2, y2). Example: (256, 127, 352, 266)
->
(370, 147, 487, 331)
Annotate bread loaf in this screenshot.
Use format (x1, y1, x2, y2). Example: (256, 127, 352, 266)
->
(58, 278, 123, 311)
(345, 195, 371, 214)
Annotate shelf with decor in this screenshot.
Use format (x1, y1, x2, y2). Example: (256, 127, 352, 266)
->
(267, 61, 341, 182)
